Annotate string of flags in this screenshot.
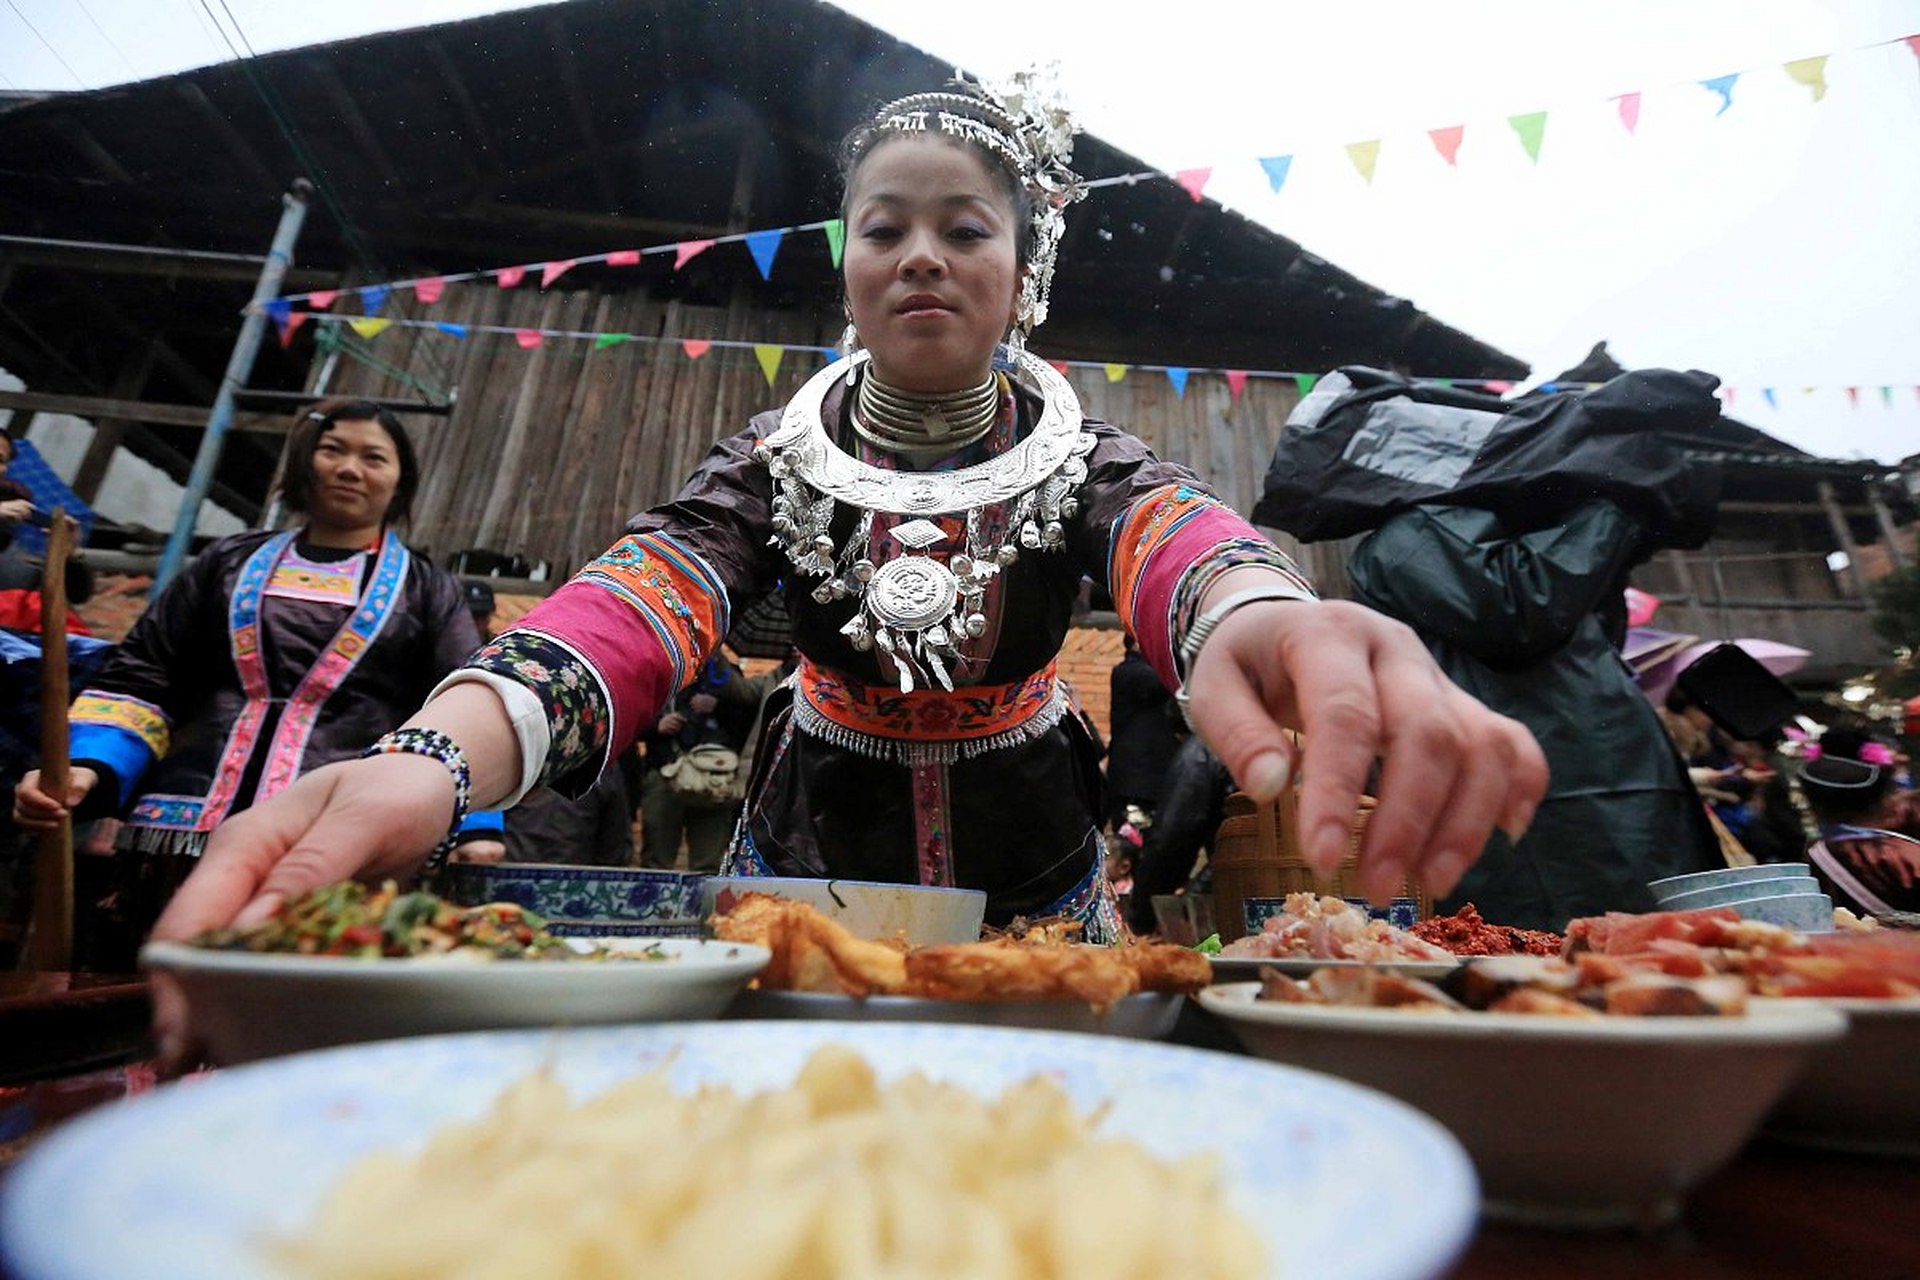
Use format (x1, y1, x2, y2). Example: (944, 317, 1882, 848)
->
(284, 310, 1920, 412)
(257, 30, 1918, 328)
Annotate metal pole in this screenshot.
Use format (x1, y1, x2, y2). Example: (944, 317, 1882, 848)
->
(154, 178, 313, 591)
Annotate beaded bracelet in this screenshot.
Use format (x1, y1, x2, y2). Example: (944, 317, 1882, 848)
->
(1173, 583, 1318, 731)
(361, 727, 473, 870)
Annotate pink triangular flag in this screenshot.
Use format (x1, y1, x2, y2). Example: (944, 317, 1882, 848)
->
(1225, 370, 1249, 402)
(680, 339, 712, 360)
(514, 329, 543, 349)
(1906, 35, 1920, 63)
(541, 259, 577, 289)
(675, 239, 716, 271)
(1428, 126, 1465, 166)
(277, 312, 310, 349)
(1484, 380, 1514, 395)
(308, 289, 339, 310)
(412, 277, 445, 304)
(1723, 386, 1735, 407)
(1174, 168, 1211, 202)
(1048, 360, 1070, 377)
(1846, 386, 1860, 408)
(496, 265, 527, 288)
(1614, 92, 1642, 134)
(607, 249, 642, 267)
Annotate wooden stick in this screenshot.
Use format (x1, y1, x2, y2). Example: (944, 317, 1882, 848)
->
(27, 510, 80, 972)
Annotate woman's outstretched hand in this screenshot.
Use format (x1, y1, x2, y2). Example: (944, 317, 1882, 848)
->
(1184, 598, 1548, 904)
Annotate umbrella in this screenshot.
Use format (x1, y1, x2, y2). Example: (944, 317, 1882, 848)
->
(1637, 638, 1812, 704)
(1623, 625, 1698, 675)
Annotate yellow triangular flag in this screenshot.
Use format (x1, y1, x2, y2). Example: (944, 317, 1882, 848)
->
(1346, 139, 1381, 184)
(1104, 363, 1129, 383)
(1783, 56, 1828, 102)
(348, 317, 392, 339)
(754, 344, 784, 388)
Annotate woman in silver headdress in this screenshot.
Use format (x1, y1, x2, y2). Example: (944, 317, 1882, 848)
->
(152, 74, 1545, 964)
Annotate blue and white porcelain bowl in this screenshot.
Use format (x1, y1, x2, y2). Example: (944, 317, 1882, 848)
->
(440, 863, 705, 923)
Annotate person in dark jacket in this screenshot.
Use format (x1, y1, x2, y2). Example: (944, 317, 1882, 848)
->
(1125, 733, 1234, 935)
(1106, 634, 1181, 830)
(1346, 498, 1719, 931)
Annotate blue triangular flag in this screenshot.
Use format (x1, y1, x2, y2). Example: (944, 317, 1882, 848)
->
(1700, 74, 1739, 116)
(1538, 382, 1558, 394)
(820, 347, 839, 363)
(1166, 367, 1189, 398)
(1257, 155, 1293, 193)
(263, 298, 292, 336)
(435, 322, 469, 339)
(360, 284, 390, 315)
(1762, 387, 1778, 408)
(745, 229, 785, 281)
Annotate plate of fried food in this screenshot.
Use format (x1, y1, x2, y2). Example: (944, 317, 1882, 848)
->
(0, 1021, 1479, 1280)
(144, 881, 769, 1063)
(714, 893, 1210, 1038)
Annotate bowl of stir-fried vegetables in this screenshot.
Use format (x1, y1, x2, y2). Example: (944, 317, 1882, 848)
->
(142, 882, 768, 1063)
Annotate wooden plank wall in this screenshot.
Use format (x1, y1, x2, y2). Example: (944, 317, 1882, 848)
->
(316, 284, 1331, 584)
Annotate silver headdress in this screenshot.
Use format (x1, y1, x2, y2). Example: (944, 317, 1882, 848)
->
(854, 66, 1087, 346)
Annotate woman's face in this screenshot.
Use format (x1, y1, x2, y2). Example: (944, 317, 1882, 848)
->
(306, 417, 401, 534)
(843, 135, 1023, 393)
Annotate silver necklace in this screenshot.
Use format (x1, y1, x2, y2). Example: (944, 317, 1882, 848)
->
(851, 369, 1001, 456)
(758, 349, 1095, 694)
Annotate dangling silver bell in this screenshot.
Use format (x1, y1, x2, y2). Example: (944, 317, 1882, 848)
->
(926, 625, 950, 649)
(753, 443, 773, 464)
(964, 612, 988, 638)
(1020, 523, 1042, 551)
(812, 534, 836, 557)
(997, 545, 1019, 567)
(950, 553, 974, 579)
(852, 559, 876, 583)
(1043, 521, 1065, 547)
(811, 581, 835, 604)
(1060, 497, 1079, 519)
(771, 516, 795, 537)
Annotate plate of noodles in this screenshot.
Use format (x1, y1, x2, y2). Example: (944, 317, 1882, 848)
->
(1, 1021, 1478, 1280)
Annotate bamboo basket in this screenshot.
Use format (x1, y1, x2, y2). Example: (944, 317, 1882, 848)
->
(1210, 788, 1430, 942)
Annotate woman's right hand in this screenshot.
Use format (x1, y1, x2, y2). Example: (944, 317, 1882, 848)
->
(151, 753, 459, 946)
(13, 766, 99, 830)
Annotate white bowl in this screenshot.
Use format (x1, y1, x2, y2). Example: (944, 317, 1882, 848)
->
(1760, 996, 1920, 1156)
(1648, 863, 1812, 898)
(1726, 891, 1834, 932)
(141, 938, 769, 1064)
(1654, 877, 1820, 911)
(726, 989, 1187, 1040)
(702, 876, 986, 944)
(1198, 983, 1846, 1228)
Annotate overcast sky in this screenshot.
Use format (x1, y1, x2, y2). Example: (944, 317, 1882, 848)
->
(3, 0, 1916, 464)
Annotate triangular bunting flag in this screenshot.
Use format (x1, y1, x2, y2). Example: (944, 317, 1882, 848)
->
(1166, 367, 1190, 397)
(1846, 386, 1860, 408)
(1907, 35, 1920, 65)
(276, 310, 309, 349)
(1428, 126, 1465, 167)
(1762, 387, 1778, 408)
(1257, 155, 1292, 193)
(541, 259, 578, 289)
(754, 344, 783, 387)
(1700, 74, 1739, 116)
(1345, 140, 1381, 184)
(1293, 373, 1317, 396)
(592, 333, 632, 351)
(1225, 370, 1248, 402)
(822, 220, 845, 269)
(359, 285, 389, 315)
(263, 298, 292, 337)
(1104, 363, 1128, 383)
(412, 277, 445, 304)
(1881, 386, 1894, 408)
(1174, 169, 1211, 202)
(1484, 380, 1514, 395)
(515, 329, 543, 350)
(681, 339, 713, 360)
(674, 239, 715, 271)
(1613, 92, 1642, 134)
(308, 289, 339, 310)
(1048, 360, 1070, 377)
(435, 323, 468, 338)
(1800, 386, 1816, 396)
(1507, 112, 1548, 163)
(607, 249, 642, 267)
(496, 265, 526, 288)
(1784, 56, 1829, 101)
(1538, 383, 1559, 395)
(819, 348, 837, 363)
(745, 229, 785, 281)
(348, 317, 392, 339)
(1723, 386, 1736, 407)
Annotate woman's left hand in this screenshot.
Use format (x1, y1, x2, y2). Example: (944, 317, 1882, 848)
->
(1183, 599, 1548, 903)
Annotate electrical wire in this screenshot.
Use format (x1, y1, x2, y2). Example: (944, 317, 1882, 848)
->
(3, 0, 88, 88)
(70, 0, 141, 82)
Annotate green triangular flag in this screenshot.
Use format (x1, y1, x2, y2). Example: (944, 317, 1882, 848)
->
(1433, 378, 1455, 389)
(754, 343, 785, 388)
(593, 333, 632, 351)
(1345, 140, 1381, 184)
(1293, 373, 1318, 396)
(822, 220, 846, 270)
(1507, 111, 1548, 163)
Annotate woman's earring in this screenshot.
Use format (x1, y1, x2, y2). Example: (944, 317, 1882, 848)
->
(839, 323, 861, 355)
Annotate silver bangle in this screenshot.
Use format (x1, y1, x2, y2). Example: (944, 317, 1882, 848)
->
(1173, 584, 1316, 728)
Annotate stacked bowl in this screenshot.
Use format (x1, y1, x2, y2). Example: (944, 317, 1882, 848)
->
(1647, 863, 1832, 932)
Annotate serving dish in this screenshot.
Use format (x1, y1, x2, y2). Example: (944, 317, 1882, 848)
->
(1653, 876, 1820, 911)
(1759, 995, 1920, 1156)
(1648, 862, 1812, 899)
(726, 989, 1186, 1039)
(702, 875, 986, 944)
(1199, 982, 1846, 1228)
(436, 862, 704, 922)
(1207, 956, 1461, 982)
(0, 1020, 1477, 1280)
(140, 937, 768, 1064)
